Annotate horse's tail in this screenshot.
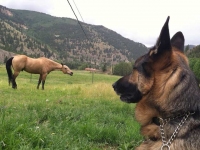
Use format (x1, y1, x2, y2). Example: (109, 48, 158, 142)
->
(6, 57, 14, 85)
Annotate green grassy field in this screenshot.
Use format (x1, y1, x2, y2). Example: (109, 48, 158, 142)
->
(0, 65, 142, 150)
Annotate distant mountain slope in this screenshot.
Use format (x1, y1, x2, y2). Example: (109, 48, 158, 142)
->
(184, 44, 196, 51)
(0, 5, 148, 68)
(186, 45, 200, 58)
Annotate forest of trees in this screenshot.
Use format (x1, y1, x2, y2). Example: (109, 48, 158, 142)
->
(111, 57, 200, 79)
(189, 58, 200, 80)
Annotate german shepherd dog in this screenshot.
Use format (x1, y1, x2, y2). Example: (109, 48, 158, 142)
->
(113, 16, 200, 150)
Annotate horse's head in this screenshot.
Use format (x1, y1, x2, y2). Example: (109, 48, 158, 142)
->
(61, 64, 73, 76)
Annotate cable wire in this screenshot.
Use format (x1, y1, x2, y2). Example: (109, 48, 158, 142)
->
(67, 0, 89, 40)
(72, 0, 85, 22)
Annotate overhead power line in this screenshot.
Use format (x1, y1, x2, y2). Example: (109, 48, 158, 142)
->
(67, 0, 89, 40)
(72, 0, 85, 22)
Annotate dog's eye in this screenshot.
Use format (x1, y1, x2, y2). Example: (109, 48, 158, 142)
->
(142, 63, 151, 77)
(133, 66, 137, 70)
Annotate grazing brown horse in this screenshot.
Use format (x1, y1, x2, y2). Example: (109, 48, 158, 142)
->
(6, 55, 73, 90)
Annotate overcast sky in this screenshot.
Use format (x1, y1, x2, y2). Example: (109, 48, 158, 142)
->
(0, 0, 199, 47)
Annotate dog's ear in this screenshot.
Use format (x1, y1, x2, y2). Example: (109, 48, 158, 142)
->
(148, 16, 173, 70)
(149, 16, 171, 57)
(171, 31, 185, 52)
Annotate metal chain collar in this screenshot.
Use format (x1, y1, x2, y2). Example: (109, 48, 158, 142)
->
(159, 111, 194, 150)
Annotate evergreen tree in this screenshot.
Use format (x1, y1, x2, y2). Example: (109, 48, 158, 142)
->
(185, 45, 190, 51)
(193, 60, 200, 79)
(101, 63, 107, 72)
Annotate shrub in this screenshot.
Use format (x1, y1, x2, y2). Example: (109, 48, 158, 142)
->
(113, 62, 132, 76)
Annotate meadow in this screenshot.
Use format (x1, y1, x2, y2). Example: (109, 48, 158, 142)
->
(0, 65, 142, 150)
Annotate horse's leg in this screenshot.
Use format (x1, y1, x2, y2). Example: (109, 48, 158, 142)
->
(12, 71, 19, 89)
(41, 73, 47, 90)
(37, 75, 42, 89)
(42, 80, 45, 90)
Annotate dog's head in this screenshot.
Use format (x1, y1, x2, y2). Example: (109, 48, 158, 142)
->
(113, 16, 188, 104)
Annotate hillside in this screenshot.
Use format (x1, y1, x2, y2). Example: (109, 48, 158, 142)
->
(186, 45, 200, 58)
(0, 5, 148, 69)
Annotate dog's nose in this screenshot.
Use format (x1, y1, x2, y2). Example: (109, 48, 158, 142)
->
(112, 82, 116, 89)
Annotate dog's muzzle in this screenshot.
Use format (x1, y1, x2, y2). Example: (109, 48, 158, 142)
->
(112, 80, 142, 103)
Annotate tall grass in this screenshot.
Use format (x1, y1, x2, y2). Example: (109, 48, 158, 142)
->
(0, 65, 142, 150)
